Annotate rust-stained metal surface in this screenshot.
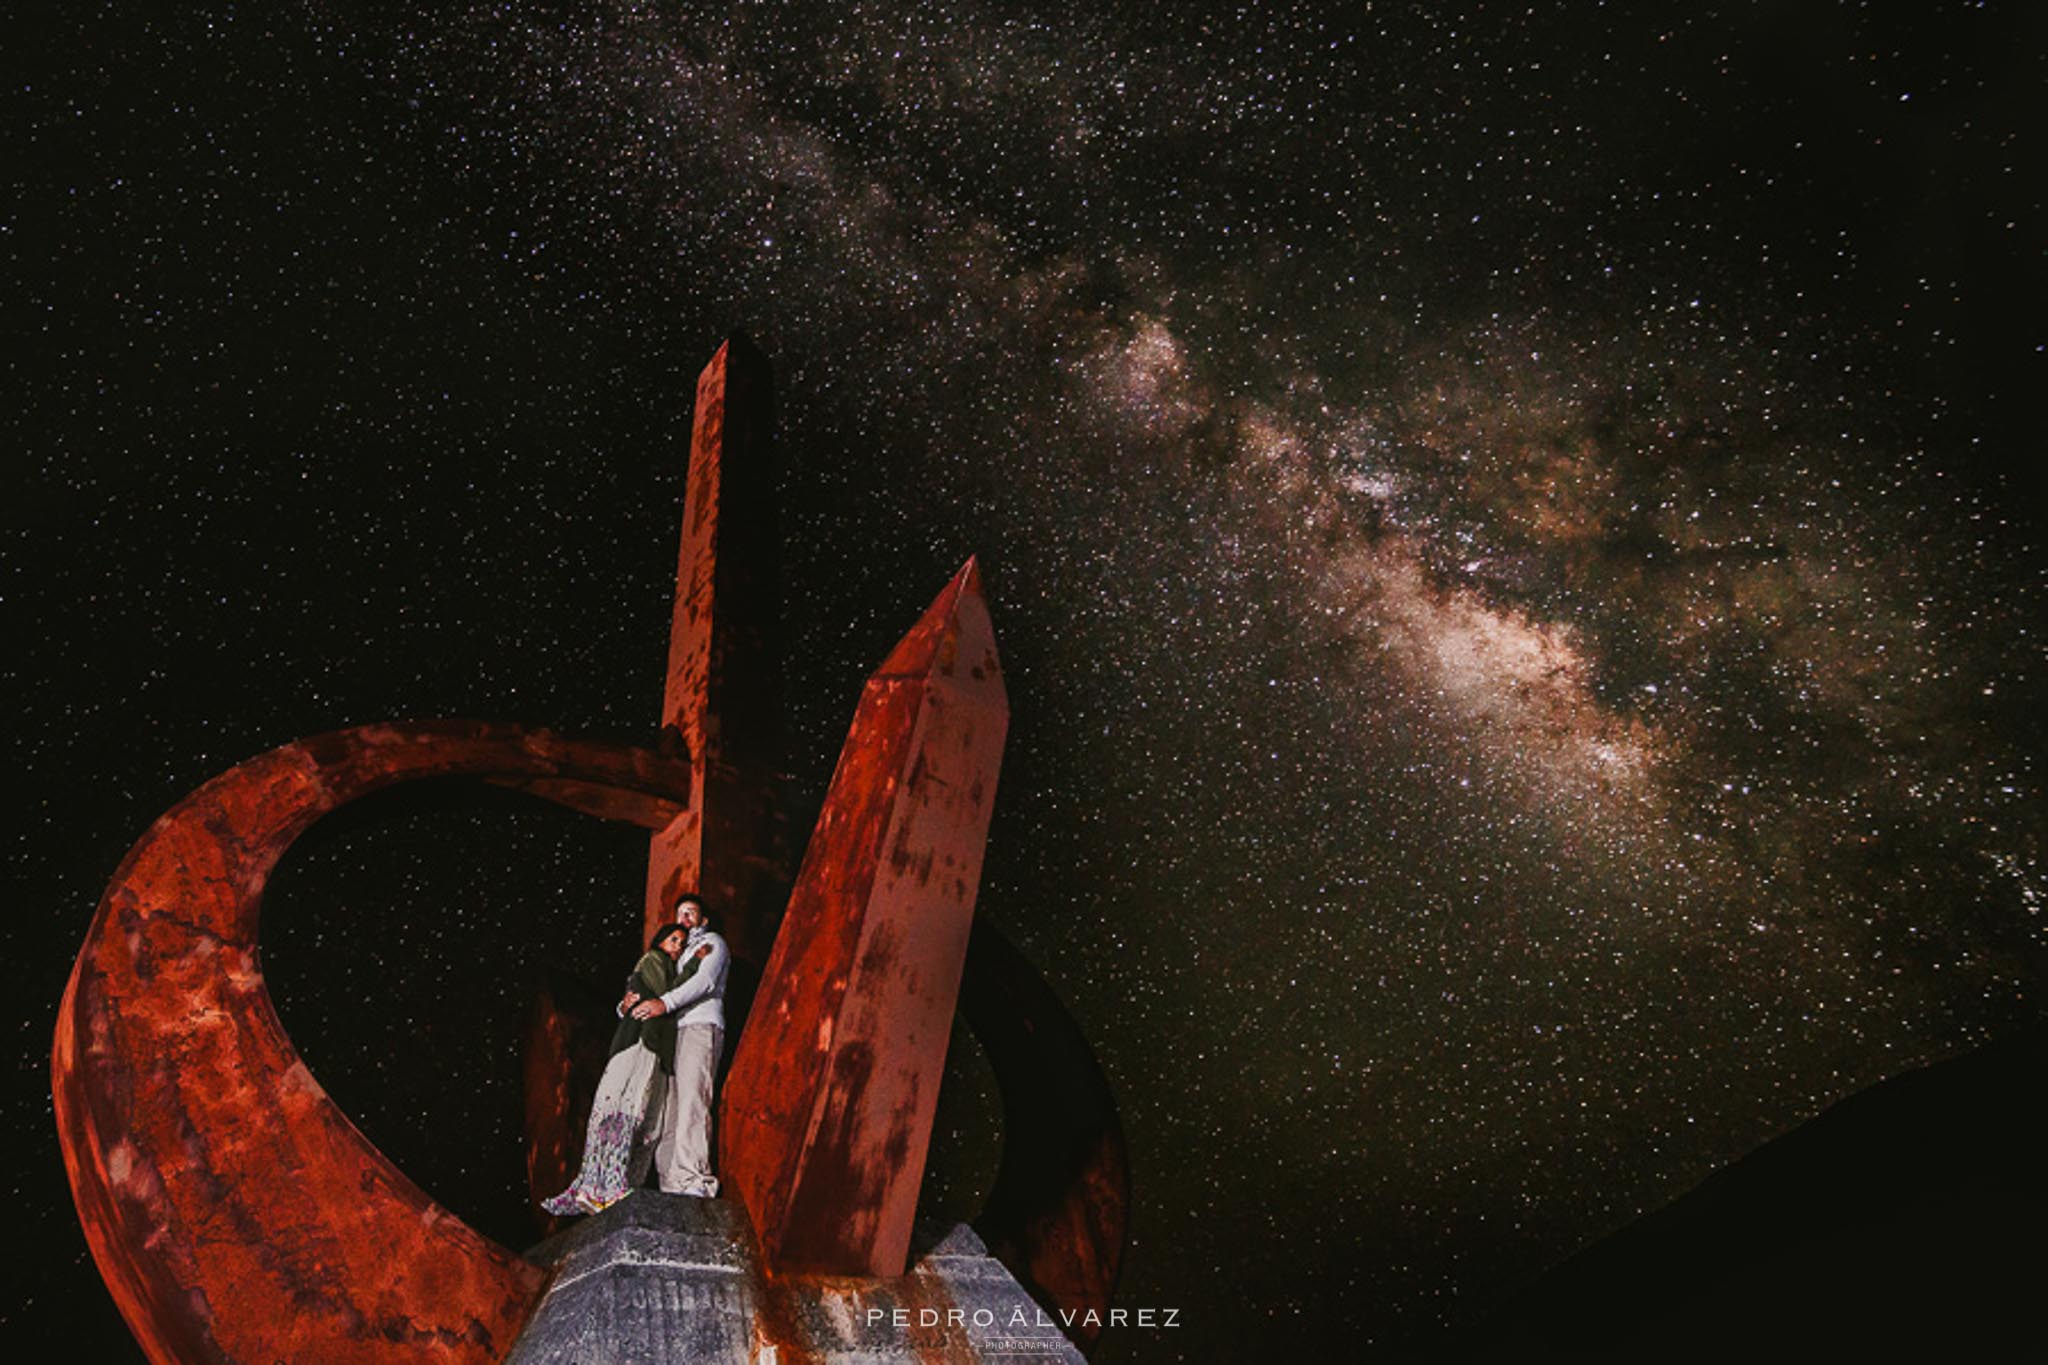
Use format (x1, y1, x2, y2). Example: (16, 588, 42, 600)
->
(720, 559, 1009, 1279)
(645, 333, 792, 962)
(962, 922, 1131, 1349)
(52, 720, 692, 1365)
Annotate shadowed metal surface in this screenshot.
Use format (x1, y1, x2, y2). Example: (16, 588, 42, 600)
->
(963, 921, 1130, 1349)
(522, 968, 620, 1241)
(52, 720, 692, 1365)
(720, 559, 1009, 1279)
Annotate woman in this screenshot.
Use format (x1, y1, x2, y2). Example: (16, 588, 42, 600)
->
(540, 922, 711, 1215)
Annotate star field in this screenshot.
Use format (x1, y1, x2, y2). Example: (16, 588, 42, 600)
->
(7, 2, 2045, 1359)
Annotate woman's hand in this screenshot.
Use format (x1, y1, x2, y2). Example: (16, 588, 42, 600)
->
(619, 989, 641, 1014)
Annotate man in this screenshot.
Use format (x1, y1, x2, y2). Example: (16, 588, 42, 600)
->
(622, 893, 729, 1197)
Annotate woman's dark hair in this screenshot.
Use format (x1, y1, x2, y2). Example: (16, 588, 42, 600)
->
(646, 922, 689, 953)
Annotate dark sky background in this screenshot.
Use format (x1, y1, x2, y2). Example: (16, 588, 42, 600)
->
(7, 1, 2045, 1360)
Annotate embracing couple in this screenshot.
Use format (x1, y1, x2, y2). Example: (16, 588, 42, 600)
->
(541, 892, 729, 1215)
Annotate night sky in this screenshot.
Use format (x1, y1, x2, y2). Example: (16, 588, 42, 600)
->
(8, 2, 2046, 1360)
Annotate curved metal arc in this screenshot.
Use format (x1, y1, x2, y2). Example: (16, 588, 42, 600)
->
(53, 720, 693, 1365)
(962, 920, 1131, 1349)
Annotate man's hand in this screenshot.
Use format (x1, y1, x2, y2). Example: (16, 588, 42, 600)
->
(631, 998, 669, 1021)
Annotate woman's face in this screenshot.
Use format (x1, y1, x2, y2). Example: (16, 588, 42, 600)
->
(659, 929, 687, 957)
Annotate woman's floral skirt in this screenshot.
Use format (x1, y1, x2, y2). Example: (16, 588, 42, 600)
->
(540, 1043, 666, 1216)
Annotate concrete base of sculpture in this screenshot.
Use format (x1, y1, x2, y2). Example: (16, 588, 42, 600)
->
(507, 1192, 1085, 1364)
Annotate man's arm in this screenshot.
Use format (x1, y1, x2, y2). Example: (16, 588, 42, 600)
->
(656, 936, 727, 1014)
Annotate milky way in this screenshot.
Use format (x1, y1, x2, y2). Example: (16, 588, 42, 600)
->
(10, 3, 2045, 1358)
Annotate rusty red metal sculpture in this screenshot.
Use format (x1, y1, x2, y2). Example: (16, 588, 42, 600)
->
(645, 333, 791, 960)
(52, 723, 692, 1364)
(54, 338, 1128, 1363)
(720, 558, 1008, 1278)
